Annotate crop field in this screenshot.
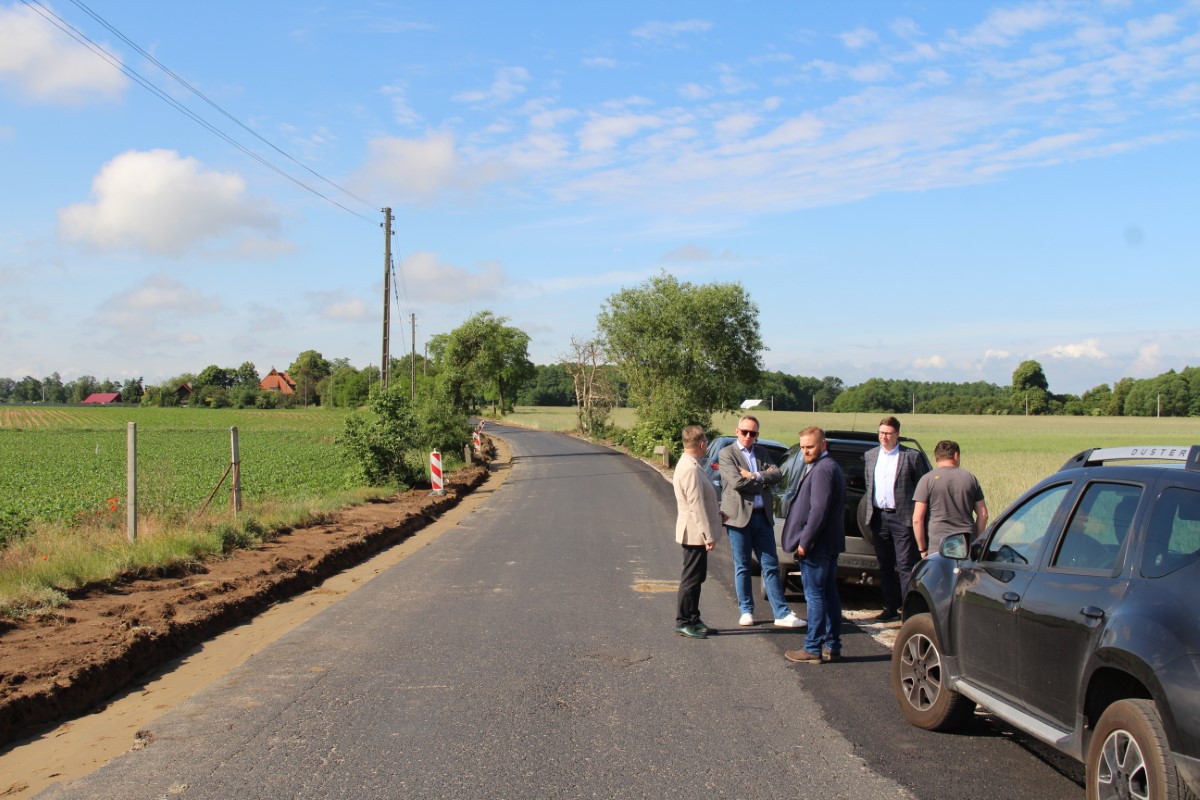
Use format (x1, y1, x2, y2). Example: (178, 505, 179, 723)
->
(505, 406, 1200, 513)
(0, 407, 356, 524)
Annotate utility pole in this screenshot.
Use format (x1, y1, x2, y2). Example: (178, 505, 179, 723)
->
(410, 313, 417, 402)
(381, 207, 393, 390)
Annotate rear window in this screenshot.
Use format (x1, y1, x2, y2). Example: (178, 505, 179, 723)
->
(1052, 483, 1141, 572)
(1141, 487, 1200, 578)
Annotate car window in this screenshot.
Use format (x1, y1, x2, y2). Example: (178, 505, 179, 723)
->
(983, 483, 1070, 565)
(778, 448, 805, 485)
(828, 448, 866, 491)
(1052, 483, 1141, 571)
(1141, 487, 1200, 578)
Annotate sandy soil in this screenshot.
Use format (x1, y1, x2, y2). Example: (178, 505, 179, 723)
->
(0, 441, 508, 797)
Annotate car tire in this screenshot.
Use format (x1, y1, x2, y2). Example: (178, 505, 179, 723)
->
(857, 494, 875, 545)
(1086, 699, 1180, 800)
(891, 612, 975, 731)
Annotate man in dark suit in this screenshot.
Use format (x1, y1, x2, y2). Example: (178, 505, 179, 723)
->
(862, 416, 929, 622)
(780, 427, 846, 664)
(718, 416, 802, 628)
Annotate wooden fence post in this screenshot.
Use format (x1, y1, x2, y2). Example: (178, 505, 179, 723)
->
(126, 422, 137, 542)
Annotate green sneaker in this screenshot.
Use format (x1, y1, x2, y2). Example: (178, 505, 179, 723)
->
(674, 624, 707, 639)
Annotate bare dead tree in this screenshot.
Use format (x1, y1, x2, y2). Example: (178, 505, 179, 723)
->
(561, 336, 617, 436)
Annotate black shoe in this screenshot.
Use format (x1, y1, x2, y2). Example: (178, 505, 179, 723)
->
(872, 610, 901, 623)
(693, 620, 713, 635)
(822, 649, 842, 663)
(675, 624, 707, 639)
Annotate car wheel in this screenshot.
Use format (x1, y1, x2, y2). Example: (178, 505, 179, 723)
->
(1086, 699, 1180, 800)
(891, 613, 975, 731)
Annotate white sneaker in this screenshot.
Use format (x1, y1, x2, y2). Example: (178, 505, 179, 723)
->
(738, 613, 754, 626)
(774, 613, 806, 628)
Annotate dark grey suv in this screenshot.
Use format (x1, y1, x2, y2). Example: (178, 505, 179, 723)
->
(772, 430, 930, 586)
(892, 444, 1200, 800)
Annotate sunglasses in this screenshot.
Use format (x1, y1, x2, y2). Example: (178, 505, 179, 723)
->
(738, 429, 759, 437)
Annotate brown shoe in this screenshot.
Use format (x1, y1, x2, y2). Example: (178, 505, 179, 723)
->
(784, 648, 822, 664)
(822, 649, 842, 663)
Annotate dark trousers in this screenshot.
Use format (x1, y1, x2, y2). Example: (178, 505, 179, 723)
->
(871, 511, 920, 613)
(676, 544, 708, 626)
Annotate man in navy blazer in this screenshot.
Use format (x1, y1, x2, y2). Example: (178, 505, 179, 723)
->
(780, 427, 847, 664)
(862, 415, 930, 622)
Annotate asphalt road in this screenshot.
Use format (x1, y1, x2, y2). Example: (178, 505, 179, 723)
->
(37, 425, 1083, 799)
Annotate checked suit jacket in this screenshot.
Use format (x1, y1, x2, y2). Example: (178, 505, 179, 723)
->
(862, 444, 929, 528)
(717, 442, 782, 528)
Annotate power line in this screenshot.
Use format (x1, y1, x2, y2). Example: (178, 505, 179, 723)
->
(20, 0, 381, 225)
(65, 0, 380, 214)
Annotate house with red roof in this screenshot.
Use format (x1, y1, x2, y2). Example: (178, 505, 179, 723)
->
(259, 368, 296, 395)
(82, 392, 122, 405)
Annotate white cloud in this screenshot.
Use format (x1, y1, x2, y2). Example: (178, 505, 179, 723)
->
(306, 291, 371, 321)
(356, 133, 508, 202)
(914, 355, 948, 369)
(103, 274, 222, 330)
(58, 150, 280, 255)
(983, 349, 1011, 361)
(840, 27, 879, 50)
(452, 66, 530, 106)
(400, 251, 508, 304)
(1044, 338, 1107, 359)
(1127, 13, 1179, 43)
(579, 113, 666, 152)
(848, 62, 895, 82)
(0, 4, 128, 104)
(959, 5, 1065, 49)
(631, 19, 713, 41)
(1130, 343, 1163, 376)
(714, 113, 760, 141)
(661, 244, 737, 263)
(382, 82, 422, 127)
(583, 56, 618, 69)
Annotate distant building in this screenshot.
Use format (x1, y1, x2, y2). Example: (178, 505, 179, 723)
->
(82, 392, 122, 405)
(260, 368, 296, 395)
(174, 382, 193, 405)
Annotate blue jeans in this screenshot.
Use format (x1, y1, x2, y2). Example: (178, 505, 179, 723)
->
(727, 512, 791, 619)
(800, 552, 842, 655)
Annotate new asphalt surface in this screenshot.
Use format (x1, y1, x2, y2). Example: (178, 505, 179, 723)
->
(36, 424, 1082, 799)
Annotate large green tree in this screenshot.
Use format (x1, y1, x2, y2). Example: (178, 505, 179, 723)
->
(1011, 359, 1051, 415)
(432, 311, 535, 414)
(597, 272, 763, 452)
(289, 350, 332, 406)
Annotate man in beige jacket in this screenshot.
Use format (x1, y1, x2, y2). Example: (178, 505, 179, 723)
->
(674, 424, 726, 639)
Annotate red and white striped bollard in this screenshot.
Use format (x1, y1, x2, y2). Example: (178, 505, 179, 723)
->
(430, 450, 445, 496)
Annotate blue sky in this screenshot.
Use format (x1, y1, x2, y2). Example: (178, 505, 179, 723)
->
(1, 1, 1197, 396)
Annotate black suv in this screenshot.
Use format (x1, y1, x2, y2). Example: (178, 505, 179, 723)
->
(772, 430, 931, 586)
(891, 445, 1200, 800)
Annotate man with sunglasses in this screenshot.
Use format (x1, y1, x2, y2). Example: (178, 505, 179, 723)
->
(718, 415, 804, 628)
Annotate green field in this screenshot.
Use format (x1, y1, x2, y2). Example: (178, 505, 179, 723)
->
(502, 407, 1200, 513)
(5, 405, 1200, 527)
(0, 407, 356, 524)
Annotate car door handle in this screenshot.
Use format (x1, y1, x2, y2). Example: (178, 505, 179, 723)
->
(1080, 606, 1105, 621)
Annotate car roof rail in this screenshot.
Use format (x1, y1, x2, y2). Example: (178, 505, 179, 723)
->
(1059, 445, 1200, 472)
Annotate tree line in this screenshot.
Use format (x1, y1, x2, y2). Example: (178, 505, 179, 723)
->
(514, 359, 1200, 418)
(5, 276, 1198, 435)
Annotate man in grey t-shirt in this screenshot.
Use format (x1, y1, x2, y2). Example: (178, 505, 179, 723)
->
(912, 440, 989, 557)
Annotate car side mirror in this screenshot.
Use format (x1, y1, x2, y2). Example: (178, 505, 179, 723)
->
(940, 533, 969, 560)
